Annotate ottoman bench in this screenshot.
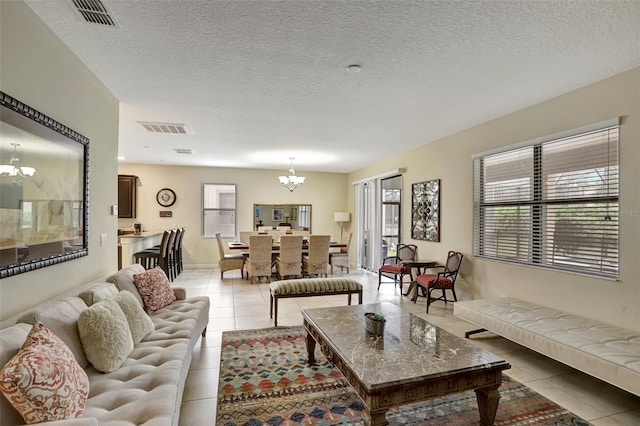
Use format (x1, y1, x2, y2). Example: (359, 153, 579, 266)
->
(454, 297, 640, 397)
(269, 277, 363, 326)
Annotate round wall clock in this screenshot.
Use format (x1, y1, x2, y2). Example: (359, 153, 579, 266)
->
(156, 188, 176, 207)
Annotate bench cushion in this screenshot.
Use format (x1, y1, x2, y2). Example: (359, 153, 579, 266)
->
(454, 297, 640, 397)
(270, 277, 362, 295)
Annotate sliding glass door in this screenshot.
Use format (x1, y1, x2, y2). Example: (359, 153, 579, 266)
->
(381, 176, 402, 259)
(355, 173, 403, 272)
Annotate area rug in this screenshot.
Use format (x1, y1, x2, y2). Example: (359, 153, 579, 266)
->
(216, 326, 591, 426)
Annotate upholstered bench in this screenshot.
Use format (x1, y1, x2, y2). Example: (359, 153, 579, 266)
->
(269, 278, 363, 326)
(454, 297, 640, 397)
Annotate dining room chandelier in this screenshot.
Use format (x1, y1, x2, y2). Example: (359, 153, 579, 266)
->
(0, 143, 36, 184)
(278, 157, 305, 192)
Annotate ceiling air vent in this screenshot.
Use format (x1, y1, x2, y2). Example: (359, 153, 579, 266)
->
(174, 149, 193, 155)
(138, 122, 191, 134)
(72, 0, 118, 26)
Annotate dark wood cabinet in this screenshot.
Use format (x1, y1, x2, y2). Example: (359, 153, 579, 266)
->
(118, 175, 137, 218)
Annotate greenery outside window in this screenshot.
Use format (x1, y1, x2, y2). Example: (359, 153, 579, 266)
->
(203, 183, 236, 238)
(473, 119, 619, 278)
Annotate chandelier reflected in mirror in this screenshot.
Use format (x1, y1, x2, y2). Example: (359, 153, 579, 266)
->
(0, 143, 36, 184)
(278, 157, 305, 192)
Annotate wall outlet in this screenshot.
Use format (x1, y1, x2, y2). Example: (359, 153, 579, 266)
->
(100, 233, 107, 247)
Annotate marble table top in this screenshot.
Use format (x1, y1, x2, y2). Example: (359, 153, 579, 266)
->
(301, 302, 509, 390)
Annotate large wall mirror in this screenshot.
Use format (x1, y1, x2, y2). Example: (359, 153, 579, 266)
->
(253, 204, 312, 231)
(0, 92, 89, 278)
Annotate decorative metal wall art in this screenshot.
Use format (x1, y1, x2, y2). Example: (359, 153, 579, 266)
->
(411, 179, 440, 241)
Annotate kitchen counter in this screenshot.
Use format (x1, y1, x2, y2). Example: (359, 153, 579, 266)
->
(118, 230, 164, 268)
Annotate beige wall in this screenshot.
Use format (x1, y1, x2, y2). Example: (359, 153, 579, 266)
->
(117, 163, 349, 266)
(349, 68, 640, 331)
(0, 1, 119, 320)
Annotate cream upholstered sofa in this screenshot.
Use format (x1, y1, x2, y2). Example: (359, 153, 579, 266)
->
(0, 264, 210, 426)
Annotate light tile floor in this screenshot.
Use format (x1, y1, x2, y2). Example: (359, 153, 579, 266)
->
(176, 268, 640, 426)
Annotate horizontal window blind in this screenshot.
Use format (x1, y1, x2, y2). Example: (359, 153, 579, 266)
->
(473, 123, 619, 278)
(202, 183, 236, 238)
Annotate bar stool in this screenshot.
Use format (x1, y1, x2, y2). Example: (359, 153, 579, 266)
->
(132, 230, 172, 279)
(174, 227, 185, 275)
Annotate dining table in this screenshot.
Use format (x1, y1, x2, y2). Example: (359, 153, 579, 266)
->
(228, 241, 346, 251)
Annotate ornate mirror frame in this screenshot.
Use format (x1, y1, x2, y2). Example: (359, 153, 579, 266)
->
(0, 92, 89, 278)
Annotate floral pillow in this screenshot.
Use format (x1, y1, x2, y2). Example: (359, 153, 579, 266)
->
(133, 266, 176, 313)
(0, 322, 89, 424)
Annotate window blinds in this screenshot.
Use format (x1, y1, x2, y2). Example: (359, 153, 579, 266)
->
(473, 122, 619, 278)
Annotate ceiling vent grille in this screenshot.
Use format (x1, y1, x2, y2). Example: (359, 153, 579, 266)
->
(138, 122, 191, 134)
(72, 0, 118, 26)
(174, 149, 193, 155)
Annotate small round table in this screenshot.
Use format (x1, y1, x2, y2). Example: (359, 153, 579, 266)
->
(400, 260, 439, 299)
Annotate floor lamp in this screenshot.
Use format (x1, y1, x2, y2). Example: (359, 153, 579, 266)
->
(334, 212, 350, 239)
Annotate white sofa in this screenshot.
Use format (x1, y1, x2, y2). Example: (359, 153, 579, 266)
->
(454, 297, 640, 397)
(0, 264, 210, 426)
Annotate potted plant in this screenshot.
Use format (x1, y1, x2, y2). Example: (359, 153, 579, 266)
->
(364, 312, 386, 336)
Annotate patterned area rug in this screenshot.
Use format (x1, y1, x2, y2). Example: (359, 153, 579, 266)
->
(216, 326, 591, 426)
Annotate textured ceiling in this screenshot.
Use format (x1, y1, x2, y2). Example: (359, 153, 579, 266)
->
(24, 0, 640, 173)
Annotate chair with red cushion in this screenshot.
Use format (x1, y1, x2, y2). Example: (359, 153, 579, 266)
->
(377, 244, 417, 293)
(413, 251, 463, 313)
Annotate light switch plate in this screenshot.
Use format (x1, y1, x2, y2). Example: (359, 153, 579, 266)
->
(111, 205, 118, 215)
(100, 233, 107, 246)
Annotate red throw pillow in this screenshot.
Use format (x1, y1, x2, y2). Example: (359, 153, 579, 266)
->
(0, 322, 89, 424)
(132, 266, 176, 313)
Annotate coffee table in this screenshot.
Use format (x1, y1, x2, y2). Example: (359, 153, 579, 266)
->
(301, 302, 510, 426)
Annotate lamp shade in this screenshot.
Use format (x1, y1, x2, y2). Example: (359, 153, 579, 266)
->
(334, 212, 350, 222)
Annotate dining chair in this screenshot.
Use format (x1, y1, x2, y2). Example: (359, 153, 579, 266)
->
(215, 232, 245, 280)
(413, 251, 463, 312)
(239, 231, 257, 244)
(245, 234, 273, 283)
(268, 230, 285, 242)
(329, 231, 352, 274)
(377, 243, 417, 293)
(291, 230, 310, 238)
(275, 235, 303, 279)
(302, 234, 330, 277)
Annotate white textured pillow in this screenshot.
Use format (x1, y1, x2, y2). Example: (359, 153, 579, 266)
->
(114, 290, 154, 344)
(77, 299, 133, 373)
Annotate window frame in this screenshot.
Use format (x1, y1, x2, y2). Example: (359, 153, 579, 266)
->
(202, 183, 237, 239)
(473, 118, 620, 279)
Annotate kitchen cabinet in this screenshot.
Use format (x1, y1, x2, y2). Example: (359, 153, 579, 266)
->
(118, 174, 137, 218)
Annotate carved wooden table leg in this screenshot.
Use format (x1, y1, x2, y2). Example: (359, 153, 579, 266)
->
(305, 331, 316, 364)
(474, 382, 501, 426)
(361, 407, 389, 426)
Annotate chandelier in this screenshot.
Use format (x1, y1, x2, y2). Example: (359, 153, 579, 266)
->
(0, 143, 36, 184)
(278, 157, 305, 192)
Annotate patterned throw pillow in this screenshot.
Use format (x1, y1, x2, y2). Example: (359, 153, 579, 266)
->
(0, 322, 89, 424)
(132, 266, 176, 313)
